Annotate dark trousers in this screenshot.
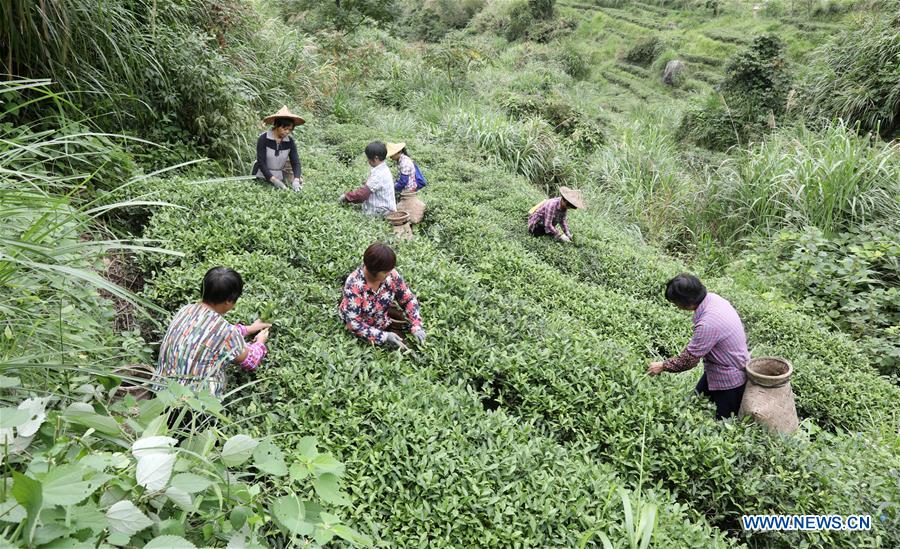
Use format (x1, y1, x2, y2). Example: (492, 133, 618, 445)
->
(529, 224, 547, 237)
(695, 373, 746, 420)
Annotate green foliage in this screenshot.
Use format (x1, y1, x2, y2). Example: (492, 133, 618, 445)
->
(623, 37, 665, 67)
(1, 0, 323, 169)
(679, 34, 791, 149)
(424, 34, 485, 89)
(702, 121, 900, 241)
(800, 4, 900, 138)
(504, 0, 572, 42)
(556, 41, 591, 80)
(738, 225, 899, 378)
(501, 92, 605, 151)
(0, 380, 367, 547)
(397, 0, 486, 41)
(284, 0, 397, 32)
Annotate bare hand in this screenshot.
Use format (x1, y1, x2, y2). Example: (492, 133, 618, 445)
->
(247, 319, 272, 335)
(255, 328, 270, 345)
(647, 361, 665, 375)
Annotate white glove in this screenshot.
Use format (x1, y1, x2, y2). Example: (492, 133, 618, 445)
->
(558, 233, 571, 243)
(412, 328, 426, 345)
(383, 332, 407, 349)
(271, 179, 287, 190)
(338, 193, 348, 205)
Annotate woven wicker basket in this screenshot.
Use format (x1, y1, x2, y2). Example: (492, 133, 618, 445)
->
(739, 357, 799, 434)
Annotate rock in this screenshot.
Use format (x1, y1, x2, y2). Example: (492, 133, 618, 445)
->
(662, 59, 685, 86)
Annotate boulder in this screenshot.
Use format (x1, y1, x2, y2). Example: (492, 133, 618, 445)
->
(662, 59, 685, 86)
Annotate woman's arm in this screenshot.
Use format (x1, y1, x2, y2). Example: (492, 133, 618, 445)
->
(256, 134, 274, 181)
(289, 138, 301, 179)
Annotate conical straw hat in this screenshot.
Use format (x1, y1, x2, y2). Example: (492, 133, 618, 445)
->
(263, 105, 305, 125)
(386, 142, 406, 157)
(559, 187, 586, 209)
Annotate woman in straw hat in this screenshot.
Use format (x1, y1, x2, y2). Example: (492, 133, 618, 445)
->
(252, 106, 305, 191)
(527, 187, 585, 243)
(386, 142, 425, 193)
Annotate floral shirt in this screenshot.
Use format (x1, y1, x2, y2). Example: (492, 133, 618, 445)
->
(528, 197, 570, 238)
(339, 267, 423, 345)
(394, 154, 417, 192)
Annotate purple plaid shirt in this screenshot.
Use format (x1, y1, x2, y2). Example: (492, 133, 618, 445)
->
(528, 197, 570, 238)
(664, 293, 748, 390)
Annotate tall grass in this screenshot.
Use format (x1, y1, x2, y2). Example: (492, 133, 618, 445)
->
(0, 80, 178, 387)
(587, 113, 697, 245)
(442, 108, 575, 193)
(704, 121, 900, 242)
(800, 2, 900, 138)
(1, 0, 327, 169)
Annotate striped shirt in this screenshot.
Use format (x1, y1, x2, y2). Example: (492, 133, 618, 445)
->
(664, 293, 749, 390)
(528, 197, 570, 238)
(155, 303, 246, 397)
(363, 162, 396, 216)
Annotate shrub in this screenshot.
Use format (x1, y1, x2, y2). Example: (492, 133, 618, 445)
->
(398, 0, 486, 41)
(504, 0, 566, 42)
(737, 225, 899, 378)
(501, 92, 605, 151)
(623, 36, 665, 67)
(557, 41, 591, 80)
(679, 34, 791, 149)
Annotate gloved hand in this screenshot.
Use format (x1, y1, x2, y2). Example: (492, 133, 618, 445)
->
(338, 193, 348, 205)
(271, 178, 287, 190)
(383, 332, 406, 349)
(291, 177, 303, 192)
(557, 233, 571, 243)
(412, 327, 426, 345)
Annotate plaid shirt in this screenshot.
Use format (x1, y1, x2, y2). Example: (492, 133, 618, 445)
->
(664, 293, 748, 390)
(339, 267, 423, 345)
(528, 197, 570, 238)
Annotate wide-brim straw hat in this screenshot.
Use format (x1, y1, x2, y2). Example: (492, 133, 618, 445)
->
(386, 142, 406, 157)
(263, 105, 305, 125)
(559, 186, 586, 209)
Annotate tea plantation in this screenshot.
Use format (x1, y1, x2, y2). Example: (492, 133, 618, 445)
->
(136, 116, 898, 546)
(3, 0, 898, 546)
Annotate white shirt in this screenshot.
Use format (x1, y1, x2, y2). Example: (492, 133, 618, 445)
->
(363, 162, 396, 216)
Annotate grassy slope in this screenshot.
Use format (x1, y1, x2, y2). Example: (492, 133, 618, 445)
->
(138, 1, 898, 546)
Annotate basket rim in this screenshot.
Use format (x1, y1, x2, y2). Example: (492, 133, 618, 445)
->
(746, 356, 793, 385)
